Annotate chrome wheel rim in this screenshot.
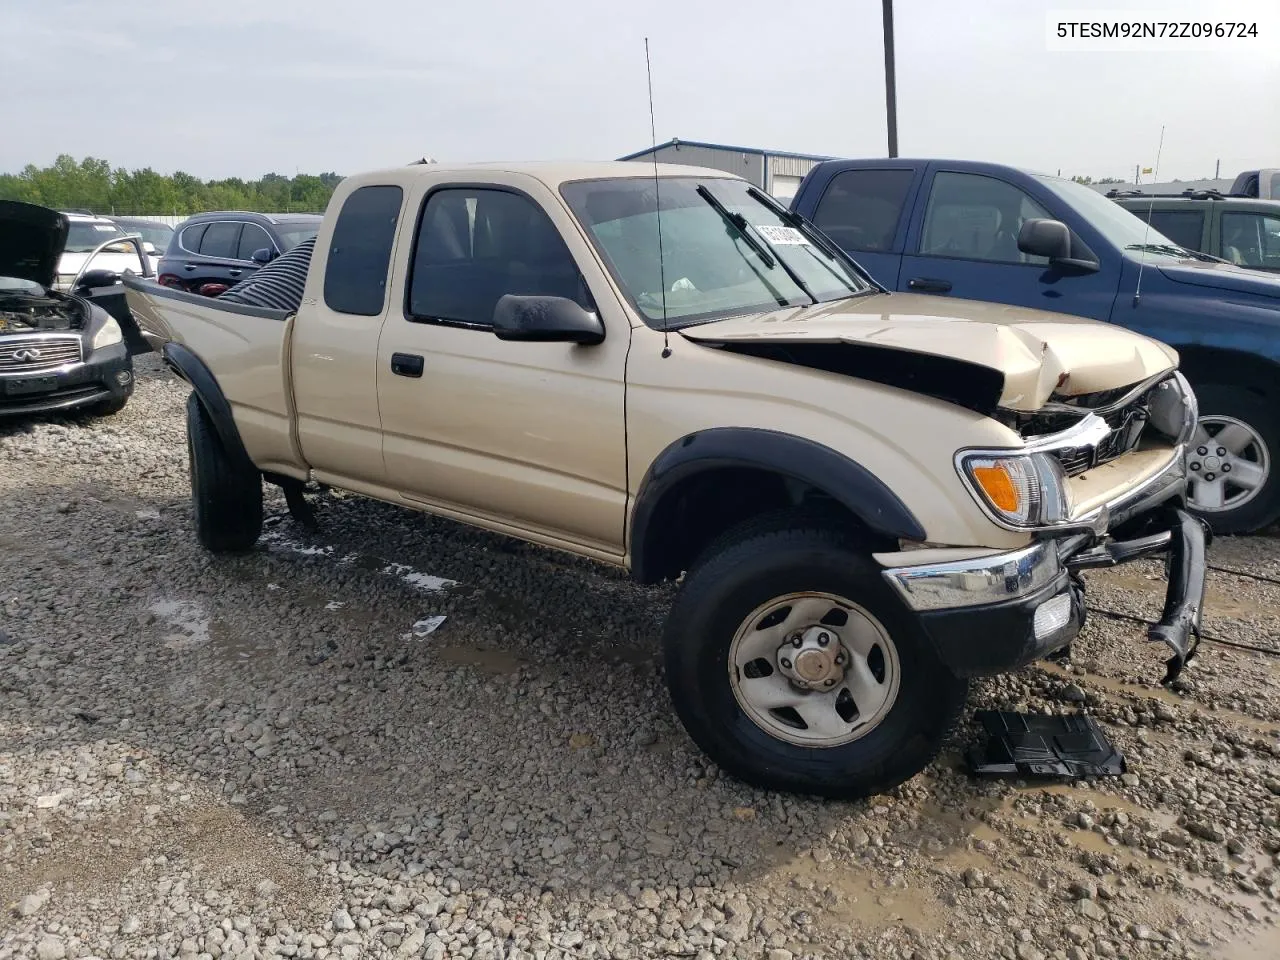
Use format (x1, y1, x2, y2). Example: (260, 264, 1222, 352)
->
(727, 591, 901, 748)
(1186, 415, 1270, 513)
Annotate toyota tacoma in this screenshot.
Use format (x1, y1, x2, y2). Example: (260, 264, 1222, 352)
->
(123, 161, 1206, 798)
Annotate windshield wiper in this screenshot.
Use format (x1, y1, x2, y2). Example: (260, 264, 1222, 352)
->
(695, 185, 775, 268)
(745, 187, 885, 294)
(1125, 242, 1193, 258)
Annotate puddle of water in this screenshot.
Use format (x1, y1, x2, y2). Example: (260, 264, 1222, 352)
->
(1037, 663, 1278, 735)
(757, 844, 945, 936)
(150, 599, 211, 650)
(435, 646, 522, 674)
(1092, 567, 1278, 622)
(260, 530, 458, 594)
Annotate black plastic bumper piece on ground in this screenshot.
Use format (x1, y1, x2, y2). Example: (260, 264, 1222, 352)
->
(1148, 509, 1209, 685)
(967, 710, 1125, 779)
(917, 570, 1085, 677)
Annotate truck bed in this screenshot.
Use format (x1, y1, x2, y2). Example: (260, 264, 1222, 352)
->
(122, 274, 304, 475)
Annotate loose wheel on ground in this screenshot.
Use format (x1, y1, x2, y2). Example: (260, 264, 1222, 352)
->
(662, 516, 968, 799)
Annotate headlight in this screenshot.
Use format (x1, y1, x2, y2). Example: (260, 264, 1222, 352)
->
(91, 317, 123, 350)
(960, 452, 1069, 527)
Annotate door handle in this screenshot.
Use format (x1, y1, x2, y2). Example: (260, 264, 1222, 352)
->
(907, 277, 952, 293)
(182, 264, 196, 271)
(391, 353, 424, 378)
(229, 269, 242, 277)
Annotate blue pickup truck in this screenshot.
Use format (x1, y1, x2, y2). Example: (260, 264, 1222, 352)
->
(790, 159, 1280, 534)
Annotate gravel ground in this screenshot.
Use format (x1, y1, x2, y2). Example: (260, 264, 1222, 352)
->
(1, 358, 1277, 960)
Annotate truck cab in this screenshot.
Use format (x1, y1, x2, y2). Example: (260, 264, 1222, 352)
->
(791, 158, 1280, 533)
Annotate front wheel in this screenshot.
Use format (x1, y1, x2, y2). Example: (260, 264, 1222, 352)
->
(662, 518, 968, 799)
(1185, 384, 1280, 535)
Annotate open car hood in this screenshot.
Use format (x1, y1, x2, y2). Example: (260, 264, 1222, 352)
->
(0, 200, 68, 288)
(679, 292, 1178, 413)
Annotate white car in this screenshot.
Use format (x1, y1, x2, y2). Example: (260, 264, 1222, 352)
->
(55, 213, 157, 289)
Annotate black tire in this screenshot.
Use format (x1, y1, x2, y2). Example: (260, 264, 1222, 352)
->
(1186, 383, 1280, 535)
(663, 515, 969, 799)
(86, 393, 130, 418)
(186, 392, 263, 552)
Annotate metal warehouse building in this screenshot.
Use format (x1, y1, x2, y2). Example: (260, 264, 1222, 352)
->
(617, 138, 834, 201)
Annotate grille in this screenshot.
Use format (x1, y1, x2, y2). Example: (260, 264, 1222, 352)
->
(1050, 403, 1149, 477)
(0, 336, 83, 373)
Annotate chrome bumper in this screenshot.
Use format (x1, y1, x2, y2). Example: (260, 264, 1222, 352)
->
(885, 441, 1188, 612)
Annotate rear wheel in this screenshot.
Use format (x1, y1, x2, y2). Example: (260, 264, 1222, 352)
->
(186, 392, 262, 552)
(662, 516, 968, 799)
(1185, 384, 1280, 534)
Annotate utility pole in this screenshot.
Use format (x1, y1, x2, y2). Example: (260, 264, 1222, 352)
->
(1215, 158, 1220, 178)
(882, 0, 898, 157)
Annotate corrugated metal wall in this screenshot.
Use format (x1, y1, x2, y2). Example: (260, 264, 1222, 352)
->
(627, 144, 766, 187)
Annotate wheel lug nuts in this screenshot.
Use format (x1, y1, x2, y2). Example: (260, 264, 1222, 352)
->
(817, 632, 830, 646)
(1222, 463, 1231, 472)
(780, 658, 792, 669)
(1204, 472, 1216, 481)
(1216, 447, 1226, 456)
(824, 678, 836, 686)
(834, 654, 844, 664)
(792, 635, 803, 648)
(1197, 446, 1208, 455)
(1190, 462, 1201, 471)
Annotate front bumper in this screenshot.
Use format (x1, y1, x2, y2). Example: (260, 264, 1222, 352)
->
(0, 342, 133, 417)
(882, 453, 1208, 685)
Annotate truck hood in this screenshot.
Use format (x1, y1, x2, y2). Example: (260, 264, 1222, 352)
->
(1157, 261, 1280, 299)
(0, 200, 68, 288)
(679, 292, 1178, 413)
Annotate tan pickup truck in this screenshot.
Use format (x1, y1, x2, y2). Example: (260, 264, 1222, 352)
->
(124, 161, 1206, 798)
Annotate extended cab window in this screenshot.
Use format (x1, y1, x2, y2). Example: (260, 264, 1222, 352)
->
(323, 185, 404, 316)
(919, 172, 1051, 265)
(1144, 210, 1205, 252)
(407, 188, 588, 327)
(200, 222, 241, 259)
(813, 169, 914, 252)
(1221, 212, 1280, 270)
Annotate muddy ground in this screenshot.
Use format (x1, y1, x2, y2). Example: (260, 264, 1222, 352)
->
(0, 359, 1277, 960)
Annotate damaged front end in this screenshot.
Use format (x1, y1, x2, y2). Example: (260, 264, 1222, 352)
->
(886, 370, 1207, 686)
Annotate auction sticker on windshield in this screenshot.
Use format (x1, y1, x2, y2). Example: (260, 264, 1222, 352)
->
(754, 225, 809, 245)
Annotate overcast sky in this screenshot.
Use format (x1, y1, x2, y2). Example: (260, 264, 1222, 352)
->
(2, 0, 1276, 182)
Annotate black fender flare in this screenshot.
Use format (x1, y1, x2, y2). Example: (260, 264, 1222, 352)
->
(629, 427, 926, 581)
(163, 342, 255, 472)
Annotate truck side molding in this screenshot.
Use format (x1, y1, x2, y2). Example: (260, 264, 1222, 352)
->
(629, 427, 927, 583)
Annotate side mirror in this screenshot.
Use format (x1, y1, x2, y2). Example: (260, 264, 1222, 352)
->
(143, 241, 158, 256)
(74, 268, 122, 291)
(1017, 219, 1100, 273)
(251, 247, 275, 264)
(492, 295, 604, 345)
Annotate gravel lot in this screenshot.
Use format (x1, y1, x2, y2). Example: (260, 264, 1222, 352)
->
(1, 358, 1277, 960)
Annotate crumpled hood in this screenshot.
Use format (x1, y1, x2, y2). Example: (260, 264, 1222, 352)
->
(1157, 261, 1280, 299)
(679, 292, 1178, 412)
(0, 200, 68, 288)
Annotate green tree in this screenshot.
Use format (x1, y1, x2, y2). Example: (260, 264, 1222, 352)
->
(0, 156, 341, 215)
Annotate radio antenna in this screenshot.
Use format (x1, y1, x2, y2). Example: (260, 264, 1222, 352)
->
(644, 38, 671, 358)
(1133, 124, 1165, 307)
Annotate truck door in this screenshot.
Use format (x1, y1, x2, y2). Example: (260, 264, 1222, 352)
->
(376, 178, 630, 558)
(799, 164, 921, 289)
(290, 184, 406, 487)
(899, 167, 1119, 320)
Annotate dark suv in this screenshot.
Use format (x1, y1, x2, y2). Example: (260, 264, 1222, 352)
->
(157, 211, 322, 296)
(1108, 191, 1280, 273)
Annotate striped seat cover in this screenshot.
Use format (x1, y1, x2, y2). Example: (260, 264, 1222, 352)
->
(218, 237, 316, 312)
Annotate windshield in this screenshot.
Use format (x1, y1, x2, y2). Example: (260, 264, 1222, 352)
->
(64, 221, 127, 253)
(274, 221, 321, 251)
(561, 177, 873, 327)
(1033, 176, 1189, 259)
(122, 222, 174, 250)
